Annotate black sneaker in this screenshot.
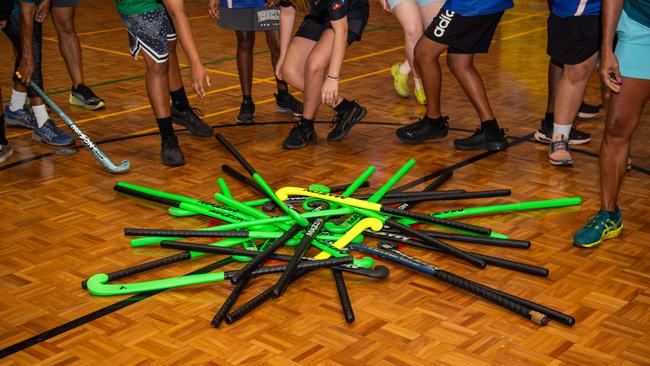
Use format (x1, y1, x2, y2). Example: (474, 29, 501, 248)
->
(327, 101, 367, 141)
(454, 126, 508, 151)
(160, 135, 186, 166)
(577, 102, 600, 119)
(69, 84, 105, 110)
(396, 116, 449, 144)
(283, 123, 317, 149)
(276, 93, 303, 116)
(171, 107, 212, 137)
(236, 100, 255, 124)
(533, 119, 591, 145)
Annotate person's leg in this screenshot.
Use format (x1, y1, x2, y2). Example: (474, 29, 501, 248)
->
(234, 30, 256, 123)
(265, 29, 303, 115)
(281, 37, 316, 92)
(390, 1, 424, 99)
(0, 87, 10, 163)
(414, 0, 444, 102)
(446, 53, 494, 121)
(549, 52, 598, 165)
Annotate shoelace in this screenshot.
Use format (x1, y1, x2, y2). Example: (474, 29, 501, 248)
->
(584, 212, 617, 232)
(190, 107, 204, 118)
(550, 139, 569, 153)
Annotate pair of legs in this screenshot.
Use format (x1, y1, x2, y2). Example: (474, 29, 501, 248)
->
(414, 38, 495, 122)
(141, 39, 184, 119)
(235, 30, 288, 97)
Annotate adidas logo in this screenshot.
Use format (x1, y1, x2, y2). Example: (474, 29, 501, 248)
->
(433, 10, 455, 37)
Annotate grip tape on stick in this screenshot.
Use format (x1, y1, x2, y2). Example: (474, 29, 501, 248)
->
(212, 276, 251, 328)
(332, 270, 355, 323)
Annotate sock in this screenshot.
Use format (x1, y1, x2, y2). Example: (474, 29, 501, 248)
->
(334, 99, 353, 113)
(9, 90, 27, 112)
(276, 88, 289, 100)
(481, 119, 500, 134)
(242, 95, 253, 104)
(0, 115, 7, 145)
(544, 113, 554, 128)
(299, 116, 314, 128)
(398, 61, 410, 74)
(423, 114, 442, 125)
(32, 104, 49, 128)
(170, 87, 191, 112)
(157, 117, 175, 139)
(552, 123, 572, 140)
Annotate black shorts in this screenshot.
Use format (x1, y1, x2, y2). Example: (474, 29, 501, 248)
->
(424, 10, 503, 54)
(218, 7, 280, 31)
(547, 13, 601, 65)
(119, 7, 177, 63)
(295, 11, 368, 44)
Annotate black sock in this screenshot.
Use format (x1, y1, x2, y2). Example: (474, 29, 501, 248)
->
(423, 114, 443, 125)
(243, 95, 253, 104)
(334, 99, 353, 113)
(157, 117, 175, 139)
(0, 115, 7, 145)
(170, 87, 191, 112)
(299, 116, 314, 128)
(544, 112, 554, 126)
(481, 119, 500, 133)
(276, 88, 289, 100)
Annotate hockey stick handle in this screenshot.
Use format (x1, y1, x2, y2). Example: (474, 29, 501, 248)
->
(332, 269, 355, 323)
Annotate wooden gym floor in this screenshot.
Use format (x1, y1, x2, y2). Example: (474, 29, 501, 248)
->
(1, 0, 649, 364)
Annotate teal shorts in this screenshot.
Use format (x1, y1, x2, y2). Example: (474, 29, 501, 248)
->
(616, 10, 650, 80)
(388, 0, 444, 11)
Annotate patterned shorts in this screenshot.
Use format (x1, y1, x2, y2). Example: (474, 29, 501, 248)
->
(119, 7, 177, 63)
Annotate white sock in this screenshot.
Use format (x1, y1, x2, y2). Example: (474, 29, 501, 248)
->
(552, 123, 572, 140)
(9, 90, 27, 112)
(32, 104, 49, 128)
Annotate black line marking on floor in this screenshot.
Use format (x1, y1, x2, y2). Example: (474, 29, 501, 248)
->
(0, 257, 236, 359)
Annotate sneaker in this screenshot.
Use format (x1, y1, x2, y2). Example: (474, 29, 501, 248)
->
(548, 135, 573, 166)
(32, 120, 74, 146)
(454, 126, 508, 151)
(414, 86, 426, 105)
(533, 119, 591, 145)
(0, 143, 13, 163)
(396, 116, 448, 144)
(327, 101, 367, 141)
(390, 63, 409, 98)
(160, 135, 186, 166)
(236, 99, 255, 125)
(283, 123, 317, 149)
(276, 93, 303, 116)
(69, 84, 105, 110)
(573, 209, 623, 248)
(4, 105, 36, 129)
(577, 102, 600, 119)
(171, 107, 212, 137)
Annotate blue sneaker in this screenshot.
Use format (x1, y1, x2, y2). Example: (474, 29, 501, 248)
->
(573, 209, 623, 248)
(32, 119, 74, 146)
(4, 105, 36, 129)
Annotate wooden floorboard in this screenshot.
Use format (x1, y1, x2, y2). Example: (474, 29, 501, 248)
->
(1, 0, 648, 364)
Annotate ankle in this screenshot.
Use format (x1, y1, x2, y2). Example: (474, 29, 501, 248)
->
(299, 117, 314, 128)
(334, 99, 353, 113)
(481, 119, 500, 133)
(242, 95, 253, 104)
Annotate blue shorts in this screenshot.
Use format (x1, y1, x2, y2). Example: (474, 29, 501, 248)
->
(616, 10, 650, 80)
(387, 0, 444, 11)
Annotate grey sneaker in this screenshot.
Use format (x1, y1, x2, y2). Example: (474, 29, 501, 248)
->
(0, 143, 13, 163)
(32, 120, 74, 146)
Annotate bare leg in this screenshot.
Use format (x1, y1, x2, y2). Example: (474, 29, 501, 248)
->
(554, 53, 598, 127)
(447, 53, 495, 121)
(167, 39, 183, 93)
(281, 36, 317, 94)
(264, 30, 289, 93)
(546, 60, 562, 113)
(51, 6, 83, 86)
(142, 53, 170, 119)
(392, 1, 424, 81)
(301, 30, 336, 120)
(414, 36, 448, 118)
(236, 30, 255, 97)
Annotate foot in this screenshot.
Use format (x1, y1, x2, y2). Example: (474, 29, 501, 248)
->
(283, 123, 317, 149)
(454, 126, 508, 151)
(390, 63, 409, 98)
(414, 86, 426, 105)
(69, 84, 106, 110)
(533, 119, 591, 145)
(160, 135, 186, 166)
(396, 116, 448, 144)
(4, 105, 36, 129)
(171, 107, 212, 137)
(548, 135, 573, 166)
(577, 102, 600, 119)
(275, 93, 303, 116)
(573, 208, 623, 248)
(327, 101, 367, 141)
(0, 143, 13, 163)
(32, 119, 74, 146)
(236, 100, 255, 125)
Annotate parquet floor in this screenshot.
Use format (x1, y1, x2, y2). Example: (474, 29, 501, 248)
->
(1, 1, 649, 365)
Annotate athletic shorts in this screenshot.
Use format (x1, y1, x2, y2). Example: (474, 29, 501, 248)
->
(218, 7, 280, 31)
(547, 13, 601, 65)
(295, 6, 369, 44)
(52, 0, 80, 7)
(119, 7, 177, 64)
(616, 10, 650, 80)
(424, 10, 503, 54)
(2, 10, 44, 98)
(387, 0, 443, 11)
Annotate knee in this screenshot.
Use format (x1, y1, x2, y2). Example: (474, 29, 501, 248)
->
(281, 62, 300, 86)
(148, 60, 168, 75)
(414, 41, 428, 65)
(403, 26, 423, 45)
(604, 117, 632, 140)
(56, 20, 76, 39)
(237, 33, 254, 52)
(446, 54, 470, 74)
(564, 63, 593, 84)
(305, 57, 327, 77)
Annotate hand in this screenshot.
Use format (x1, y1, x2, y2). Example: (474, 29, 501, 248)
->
(379, 0, 391, 12)
(191, 65, 211, 98)
(0, 20, 7, 29)
(600, 50, 622, 94)
(208, 0, 220, 19)
(275, 58, 285, 80)
(321, 77, 339, 107)
(35, 0, 51, 23)
(18, 56, 35, 85)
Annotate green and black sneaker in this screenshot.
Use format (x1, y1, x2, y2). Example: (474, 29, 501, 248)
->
(573, 208, 623, 248)
(70, 84, 105, 110)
